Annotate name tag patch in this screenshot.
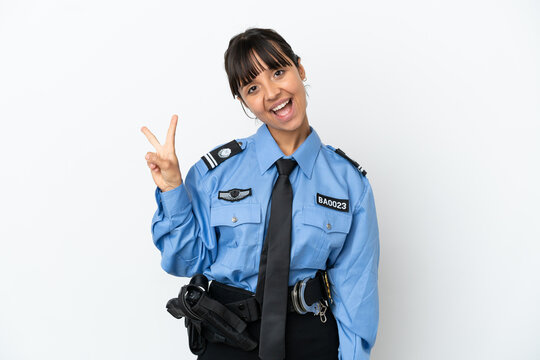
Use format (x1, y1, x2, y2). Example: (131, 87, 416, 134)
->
(218, 188, 252, 202)
(316, 193, 349, 212)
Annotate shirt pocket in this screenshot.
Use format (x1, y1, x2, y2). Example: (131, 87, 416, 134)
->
(294, 205, 353, 269)
(210, 202, 262, 271)
(210, 202, 262, 245)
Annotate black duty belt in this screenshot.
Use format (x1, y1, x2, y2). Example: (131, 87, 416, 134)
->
(209, 270, 332, 324)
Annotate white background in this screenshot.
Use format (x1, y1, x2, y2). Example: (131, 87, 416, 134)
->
(1, 1, 539, 359)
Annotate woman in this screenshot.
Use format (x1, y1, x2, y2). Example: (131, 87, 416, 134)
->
(142, 28, 380, 360)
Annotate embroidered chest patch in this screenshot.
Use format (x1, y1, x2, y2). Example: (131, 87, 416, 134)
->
(218, 188, 252, 202)
(316, 193, 349, 212)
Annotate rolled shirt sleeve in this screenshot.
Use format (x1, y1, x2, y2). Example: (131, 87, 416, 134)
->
(327, 178, 380, 360)
(151, 163, 217, 277)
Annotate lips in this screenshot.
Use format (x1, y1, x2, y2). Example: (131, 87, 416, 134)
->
(271, 98, 291, 112)
(271, 98, 294, 122)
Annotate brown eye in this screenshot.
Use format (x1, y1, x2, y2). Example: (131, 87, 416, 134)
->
(274, 70, 284, 77)
(247, 85, 257, 94)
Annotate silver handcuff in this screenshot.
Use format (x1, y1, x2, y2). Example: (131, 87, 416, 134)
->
(290, 277, 329, 323)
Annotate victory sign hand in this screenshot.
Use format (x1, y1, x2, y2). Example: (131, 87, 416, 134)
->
(141, 114, 183, 192)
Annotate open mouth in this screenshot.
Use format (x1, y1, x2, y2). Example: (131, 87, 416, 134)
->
(271, 98, 293, 119)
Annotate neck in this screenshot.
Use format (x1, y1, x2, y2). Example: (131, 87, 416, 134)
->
(267, 119, 311, 156)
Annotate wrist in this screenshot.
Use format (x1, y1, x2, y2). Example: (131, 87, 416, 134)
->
(162, 181, 182, 193)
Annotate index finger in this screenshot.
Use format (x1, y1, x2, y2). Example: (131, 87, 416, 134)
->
(140, 126, 161, 149)
(166, 114, 178, 148)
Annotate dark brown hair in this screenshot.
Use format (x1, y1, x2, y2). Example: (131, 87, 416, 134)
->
(224, 28, 300, 99)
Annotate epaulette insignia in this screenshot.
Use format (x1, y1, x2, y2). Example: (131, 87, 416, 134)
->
(334, 148, 367, 176)
(201, 140, 243, 171)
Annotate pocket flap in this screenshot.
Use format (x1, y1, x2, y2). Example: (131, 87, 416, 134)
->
(210, 203, 261, 227)
(302, 205, 352, 234)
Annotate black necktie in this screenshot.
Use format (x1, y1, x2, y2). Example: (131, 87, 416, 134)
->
(256, 158, 297, 360)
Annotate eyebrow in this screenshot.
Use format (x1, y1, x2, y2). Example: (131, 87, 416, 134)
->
(234, 45, 293, 92)
(241, 66, 287, 89)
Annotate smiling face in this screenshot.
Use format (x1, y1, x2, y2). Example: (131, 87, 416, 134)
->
(237, 51, 309, 136)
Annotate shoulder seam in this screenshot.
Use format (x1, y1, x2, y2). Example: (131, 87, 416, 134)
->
(353, 178, 370, 213)
(326, 145, 367, 177)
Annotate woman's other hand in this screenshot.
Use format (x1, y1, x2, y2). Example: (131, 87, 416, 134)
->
(141, 114, 183, 192)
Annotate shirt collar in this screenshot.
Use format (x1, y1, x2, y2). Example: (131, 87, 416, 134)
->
(255, 123, 321, 179)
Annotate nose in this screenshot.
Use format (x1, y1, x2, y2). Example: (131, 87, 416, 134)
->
(263, 80, 280, 102)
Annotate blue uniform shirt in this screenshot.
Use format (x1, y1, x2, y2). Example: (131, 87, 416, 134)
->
(151, 124, 380, 359)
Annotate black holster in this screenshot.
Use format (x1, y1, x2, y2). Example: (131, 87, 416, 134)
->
(166, 274, 257, 355)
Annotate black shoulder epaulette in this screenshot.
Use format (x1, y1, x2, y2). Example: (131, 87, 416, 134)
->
(201, 140, 243, 171)
(334, 148, 367, 176)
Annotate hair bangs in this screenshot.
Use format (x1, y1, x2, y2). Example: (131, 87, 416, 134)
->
(224, 28, 300, 98)
(239, 42, 293, 88)
(228, 41, 293, 98)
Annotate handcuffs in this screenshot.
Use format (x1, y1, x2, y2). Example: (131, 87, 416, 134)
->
(290, 270, 333, 323)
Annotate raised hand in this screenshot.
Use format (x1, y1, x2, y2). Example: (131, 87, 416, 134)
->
(141, 114, 183, 192)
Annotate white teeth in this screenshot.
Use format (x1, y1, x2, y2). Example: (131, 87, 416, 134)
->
(272, 99, 290, 112)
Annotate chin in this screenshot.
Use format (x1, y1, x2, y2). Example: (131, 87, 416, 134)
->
(265, 121, 300, 134)
(265, 113, 307, 133)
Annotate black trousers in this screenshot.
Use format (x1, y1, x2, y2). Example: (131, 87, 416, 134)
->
(197, 281, 339, 360)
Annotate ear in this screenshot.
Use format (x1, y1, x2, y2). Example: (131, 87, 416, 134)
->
(297, 57, 306, 80)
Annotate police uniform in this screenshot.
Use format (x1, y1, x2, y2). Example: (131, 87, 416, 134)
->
(151, 124, 380, 360)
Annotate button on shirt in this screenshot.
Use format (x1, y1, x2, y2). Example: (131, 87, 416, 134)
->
(151, 124, 380, 360)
